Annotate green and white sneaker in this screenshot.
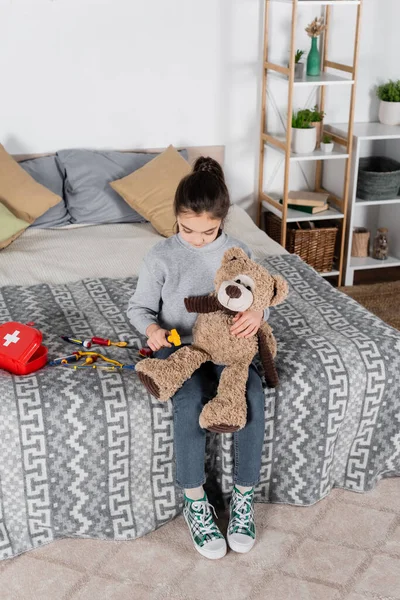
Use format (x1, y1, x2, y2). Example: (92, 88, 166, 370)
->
(227, 486, 256, 553)
(183, 494, 227, 560)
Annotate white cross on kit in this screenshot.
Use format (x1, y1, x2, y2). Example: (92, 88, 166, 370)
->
(3, 330, 21, 347)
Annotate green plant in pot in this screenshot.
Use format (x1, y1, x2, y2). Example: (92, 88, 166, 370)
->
(301, 105, 325, 147)
(321, 134, 334, 154)
(305, 17, 325, 77)
(291, 110, 316, 154)
(294, 49, 305, 79)
(377, 79, 400, 126)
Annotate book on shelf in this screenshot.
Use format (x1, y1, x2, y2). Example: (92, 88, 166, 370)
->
(289, 203, 330, 214)
(288, 191, 329, 207)
(279, 199, 330, 214)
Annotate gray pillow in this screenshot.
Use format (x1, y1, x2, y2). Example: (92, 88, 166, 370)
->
(20, 156, 70, 228)
(55, 149, 188, 225)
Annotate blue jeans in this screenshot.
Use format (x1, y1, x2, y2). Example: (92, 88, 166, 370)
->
(155, 346, 266, 489)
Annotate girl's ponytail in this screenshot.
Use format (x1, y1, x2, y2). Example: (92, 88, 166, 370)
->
(174, 156, 230, 220)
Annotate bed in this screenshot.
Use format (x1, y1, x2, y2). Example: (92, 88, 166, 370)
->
(0, 148, 399, 561)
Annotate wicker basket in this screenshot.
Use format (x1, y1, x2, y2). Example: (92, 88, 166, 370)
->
(357, 156, 400, 200)
(265, 212, 338, 273)
(351, 227, 370, 257)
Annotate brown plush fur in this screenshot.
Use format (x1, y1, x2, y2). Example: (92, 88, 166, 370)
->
(136, 247, 288, 433)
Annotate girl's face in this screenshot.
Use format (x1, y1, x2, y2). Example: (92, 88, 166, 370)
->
(177, 211, 222, 248)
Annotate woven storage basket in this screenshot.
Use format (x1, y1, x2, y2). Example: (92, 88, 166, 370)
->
(351, 227, 370, 257)
(357, 156, 400, 200)
(265, 212, 338, 272)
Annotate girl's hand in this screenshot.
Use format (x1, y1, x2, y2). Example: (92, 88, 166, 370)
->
(146, 324, 172, 351)
(230, 310, 263, 339)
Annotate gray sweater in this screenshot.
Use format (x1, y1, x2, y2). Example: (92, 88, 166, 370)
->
(127, 232, 269, 343)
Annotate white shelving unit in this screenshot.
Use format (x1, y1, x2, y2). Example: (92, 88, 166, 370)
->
(329, 122, 400, 285)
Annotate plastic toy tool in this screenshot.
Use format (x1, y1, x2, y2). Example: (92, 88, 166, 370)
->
(61, 336, 130, 349)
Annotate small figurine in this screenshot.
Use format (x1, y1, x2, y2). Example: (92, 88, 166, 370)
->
(373, 228, 389, 260)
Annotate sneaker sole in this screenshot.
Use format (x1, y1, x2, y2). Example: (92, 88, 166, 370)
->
(227, 533, 255, 554)
(184, 513, 227, 560)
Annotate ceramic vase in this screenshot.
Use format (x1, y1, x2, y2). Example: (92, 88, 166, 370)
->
(307, 37, 320, 77)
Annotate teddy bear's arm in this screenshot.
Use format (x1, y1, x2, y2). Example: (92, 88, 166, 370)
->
(184, 294, 220, 314)
(257, 329, 280, 388)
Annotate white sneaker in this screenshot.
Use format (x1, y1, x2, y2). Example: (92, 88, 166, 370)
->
(227, 486, 256, 554)
(183, 494, 227, 560)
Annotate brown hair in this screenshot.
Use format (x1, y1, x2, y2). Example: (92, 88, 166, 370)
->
(174, 156, 231, 221)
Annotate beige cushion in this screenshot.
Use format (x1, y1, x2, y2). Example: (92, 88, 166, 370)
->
(110, 145, 191, 237)
(0, 144, 61, 224)
(0, 202, 30, 250)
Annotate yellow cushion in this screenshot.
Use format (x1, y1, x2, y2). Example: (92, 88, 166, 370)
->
(0, 144, 62, 224)
(0, 202, 30, 250)
(110, 145, 191, 237)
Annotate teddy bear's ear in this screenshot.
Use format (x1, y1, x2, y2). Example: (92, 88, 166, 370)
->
(270, 275, 289, 306)
(222, 247, 249, 264)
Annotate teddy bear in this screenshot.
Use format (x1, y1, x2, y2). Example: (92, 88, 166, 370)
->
(136, 247, 288, 433)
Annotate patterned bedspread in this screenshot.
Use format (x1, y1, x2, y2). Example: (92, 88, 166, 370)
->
(0, 255, 399, 560)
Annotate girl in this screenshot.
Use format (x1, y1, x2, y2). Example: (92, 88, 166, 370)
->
(127, 157, 267, 560)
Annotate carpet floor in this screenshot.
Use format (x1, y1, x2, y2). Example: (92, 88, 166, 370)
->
(339, 280, 400, 331)
(0, 481, 399, 600)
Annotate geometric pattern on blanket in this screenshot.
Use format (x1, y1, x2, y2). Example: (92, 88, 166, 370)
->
(0, 254, 399, 560)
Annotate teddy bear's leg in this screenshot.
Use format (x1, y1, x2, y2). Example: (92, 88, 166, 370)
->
(199, 363, 250, 433)
(136, 346, 210, 401)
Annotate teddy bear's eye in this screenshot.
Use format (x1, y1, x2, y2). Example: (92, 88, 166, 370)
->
(235, 279, 241, 285)
(245, 285, 251, 291)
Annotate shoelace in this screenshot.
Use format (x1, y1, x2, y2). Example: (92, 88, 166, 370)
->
(191, 500, 220, 538)
(231, 493, 254, 530)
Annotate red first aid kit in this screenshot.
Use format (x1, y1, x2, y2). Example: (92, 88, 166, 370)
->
(0, 322, 48, 375)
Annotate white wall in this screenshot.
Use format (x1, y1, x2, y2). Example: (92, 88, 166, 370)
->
(0, 0, 398, 216)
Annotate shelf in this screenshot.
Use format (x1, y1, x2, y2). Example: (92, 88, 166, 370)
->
(262, 199, 344, 222)
(350, 255, 400, 271)
(355, 197, 400, 207)
(267, 69, 354, 87)
(271, 0, 360, 4)
(320, 270, 340, 277)
(329, 122, 400, 140)
(264, 137, 349, 161)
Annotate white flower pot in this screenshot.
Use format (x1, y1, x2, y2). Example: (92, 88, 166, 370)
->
(378, 100, 400, 126)
(321, 142, 334, 154)
(291, 126, 316, 154)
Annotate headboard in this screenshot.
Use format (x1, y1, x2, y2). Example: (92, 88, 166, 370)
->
(12, 146, 225, 166)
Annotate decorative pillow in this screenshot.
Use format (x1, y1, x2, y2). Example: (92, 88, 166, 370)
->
(55, 148, 188, 225)
(19, 156, 70, 228)
(0, 203, 30, 250)
(0, 145, 62, 224)
(110, 145, 191, 237)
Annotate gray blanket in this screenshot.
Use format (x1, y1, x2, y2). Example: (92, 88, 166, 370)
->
(0, 255, 399, 561)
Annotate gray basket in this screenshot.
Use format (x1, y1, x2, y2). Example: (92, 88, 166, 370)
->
(357, 156, 400, 201)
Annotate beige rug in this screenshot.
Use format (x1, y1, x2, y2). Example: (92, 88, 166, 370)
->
(0, 479, 399, 599)
(340, 280, 400, 331)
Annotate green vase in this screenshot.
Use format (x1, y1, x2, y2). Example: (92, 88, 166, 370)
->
(307, 37, 320, 76)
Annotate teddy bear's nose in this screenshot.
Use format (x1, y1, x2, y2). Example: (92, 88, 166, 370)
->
(226, 284, 242, 299)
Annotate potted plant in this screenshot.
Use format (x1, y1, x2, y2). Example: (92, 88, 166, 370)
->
(301, 105, 325, 148)
(310, 105, 325, 148)
(305, 17, 326, 77)
(294, 49, 305, 79)
(377, 79, 400, 125)
(321, 134, 334, 154)
(291, 110, 316, 154)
